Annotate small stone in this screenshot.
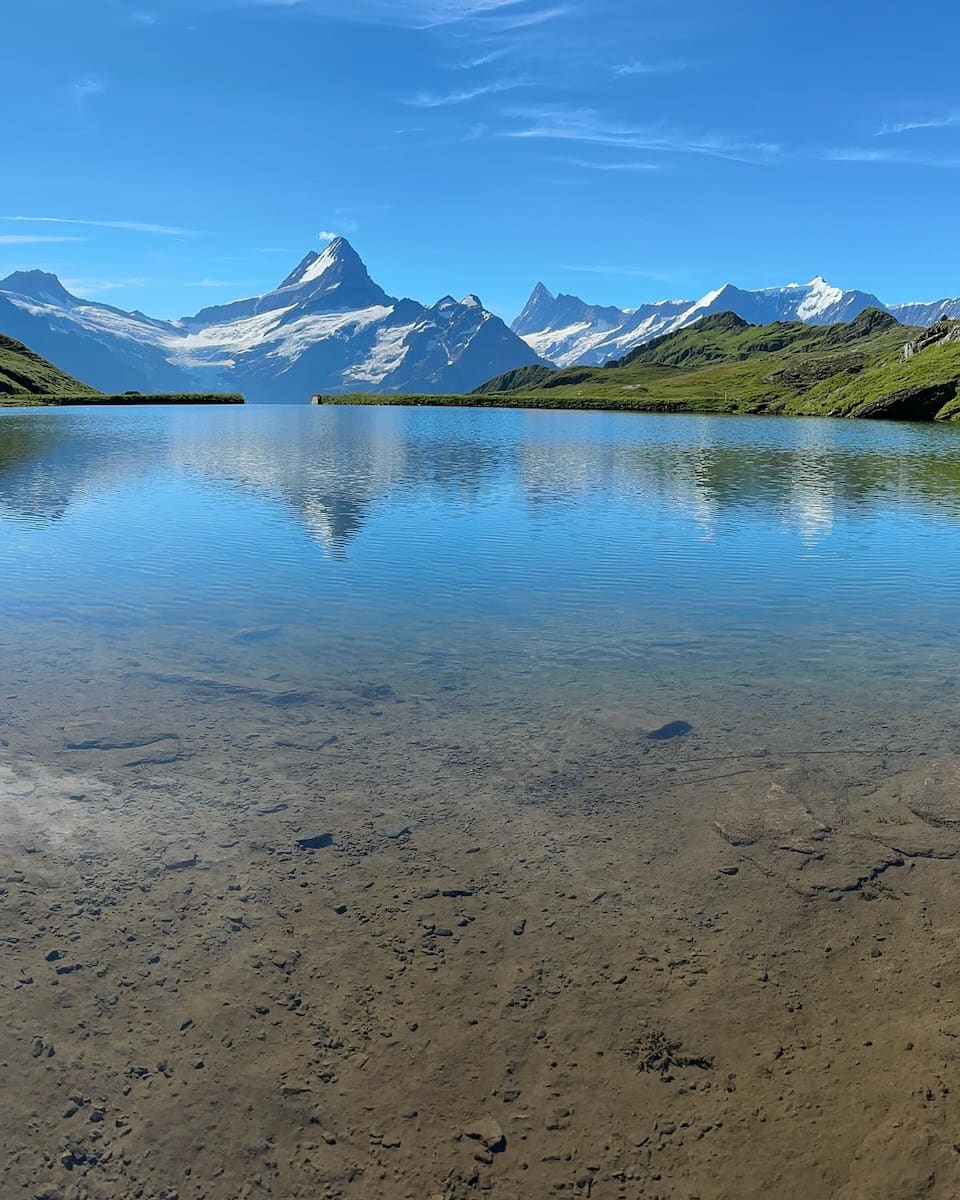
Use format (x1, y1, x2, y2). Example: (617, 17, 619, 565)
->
(164, 855, 198, 872)
(513, 919, 527, 936)
(44, 950, 63, 963)
(719, 866, 739, 876)
(646, 720, 692, 741)
(297, 834, 333, 851)
(333, 905, 347, 916)
(465, 1118, 506, 1154)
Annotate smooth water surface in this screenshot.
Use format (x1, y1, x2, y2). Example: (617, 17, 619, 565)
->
(3, 404, 960, 752)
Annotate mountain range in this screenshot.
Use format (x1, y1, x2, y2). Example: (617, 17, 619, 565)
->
(0, 239, 545, 403)
(3, 237, 960, 401)
(512, 278, 960, 368)
(463, 308, 960, 423)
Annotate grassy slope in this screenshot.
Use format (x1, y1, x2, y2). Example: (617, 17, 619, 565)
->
(324, 310, 960, 421)
(0, 332, 244, 406)
(0, 332, 99, 400)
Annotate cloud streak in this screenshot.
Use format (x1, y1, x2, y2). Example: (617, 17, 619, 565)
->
(875, 112, 960, 136)
(503, 106, 781, 164)
(0, 235, 88, 245)
(489, 4, 571, 29)
(824, 147, 960, 168)
(60, 277, 150, 295)
(407, 77, 529, 106)
(185, 278, 265, 288)
(555, 263, 677, 281)
(613, 58, 691, 77)
(246, 0, 541, 28)
(70, 75, 108, 105)
(559, 157, 660, 171)
(454, 46, 513, 69)
(0, 215, 201, 236)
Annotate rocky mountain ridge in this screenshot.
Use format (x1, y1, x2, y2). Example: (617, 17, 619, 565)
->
(514, 277, 960, 368)
(0, 239, 545, 403)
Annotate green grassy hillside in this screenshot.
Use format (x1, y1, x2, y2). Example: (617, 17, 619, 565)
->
(0, 332, 244, 406)
(323, 310, 960, 422)
(0, 332, 99, 400)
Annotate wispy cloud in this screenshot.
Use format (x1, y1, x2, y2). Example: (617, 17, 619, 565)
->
(407, 77, 529, 106)
(185, 278, 263, 288)
(61, 276, 149, 295)
(246, 0, 536, 28)
(0, 235, 87, 245)
(823, 146, 960, 168)
(613, 58, 691, 78)
(490, 4, 571, 29)
(555, 263, 676, 281)
(875, 112, 960, 136)
(130, 10, 158, 24)
(0, 215, 201, 236)
(317, 230, 338, 242)
(504, 106, 780, 164)
(454, 46, 512, 69)
(70, 75, 108, 106)
(559, 157, 660, 171)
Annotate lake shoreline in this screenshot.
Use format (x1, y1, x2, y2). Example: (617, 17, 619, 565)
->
(315, 392, 960, 423)
(1, 393, 245, 407)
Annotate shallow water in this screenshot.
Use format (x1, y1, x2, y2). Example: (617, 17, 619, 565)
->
(3, 403, 960, 750)
(7, 404, 960, 1199)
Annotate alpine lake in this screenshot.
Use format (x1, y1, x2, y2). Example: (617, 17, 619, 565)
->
(4, 403, 960, 1200)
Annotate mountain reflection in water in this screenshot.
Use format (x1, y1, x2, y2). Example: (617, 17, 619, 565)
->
(3, 406, 960, 557)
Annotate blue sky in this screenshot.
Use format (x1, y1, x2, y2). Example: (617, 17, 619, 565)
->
(4, 0, 960, 320)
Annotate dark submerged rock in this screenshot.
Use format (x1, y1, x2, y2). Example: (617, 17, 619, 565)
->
(297, 833, 334, 851)
(647, 720, 693, 741)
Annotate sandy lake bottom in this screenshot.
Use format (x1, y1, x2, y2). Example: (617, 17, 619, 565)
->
(4, 405, 960, 1198)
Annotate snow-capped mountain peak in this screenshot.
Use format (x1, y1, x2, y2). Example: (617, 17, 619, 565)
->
(0, 269, 77, 307)
(184, 239, 389, 330)
(796, 276, 845, 319)
(0, 241, 546, 402)
(513, 273, 903, 368)
(278, 236, 366, 290)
